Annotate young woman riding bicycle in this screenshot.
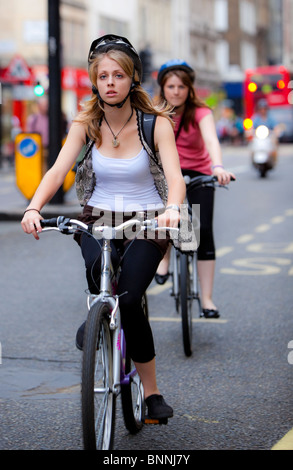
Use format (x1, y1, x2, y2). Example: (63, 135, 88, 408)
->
(21, 35, 186, 420)
(155, 60, 235, 319)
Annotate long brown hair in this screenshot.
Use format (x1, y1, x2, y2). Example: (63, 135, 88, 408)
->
(75, 49, 173, 143)
(159, 69, 209, 132)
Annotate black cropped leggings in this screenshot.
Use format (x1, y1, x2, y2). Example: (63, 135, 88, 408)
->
(182, 169, 216, 261)
(80, 233, 162, 363)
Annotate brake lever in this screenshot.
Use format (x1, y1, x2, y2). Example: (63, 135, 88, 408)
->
(58, 217, 74, 234)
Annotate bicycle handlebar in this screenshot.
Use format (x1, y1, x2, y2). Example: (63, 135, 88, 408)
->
(183, 174, 235, 190)
(40, 215, 179, 238)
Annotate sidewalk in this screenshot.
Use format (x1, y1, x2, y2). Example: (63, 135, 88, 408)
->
(0, 163, 81, 222)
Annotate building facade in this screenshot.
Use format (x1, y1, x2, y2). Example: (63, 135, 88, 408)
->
(1, 0, 292, 162)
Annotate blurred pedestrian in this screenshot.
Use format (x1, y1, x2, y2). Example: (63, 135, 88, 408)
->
(26, 96, 49, 171)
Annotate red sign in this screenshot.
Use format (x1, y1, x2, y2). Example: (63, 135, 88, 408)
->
(61, 67, 91, 90)
(1, 55, 33, 84)
(267, 92, 288, 106)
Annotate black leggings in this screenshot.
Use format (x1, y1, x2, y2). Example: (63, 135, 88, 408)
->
(182, 169, 216, 261)
(80, 234, 162, 363)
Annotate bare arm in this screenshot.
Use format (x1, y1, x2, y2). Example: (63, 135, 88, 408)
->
(199, 113, 235, 184)
(21, 121, 86, 239)
(154, 116, 186, 227)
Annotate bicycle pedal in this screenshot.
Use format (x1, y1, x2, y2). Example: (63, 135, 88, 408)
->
(143, 416, 168, 425)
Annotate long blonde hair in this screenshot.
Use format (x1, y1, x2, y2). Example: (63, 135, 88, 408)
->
(75, 49, 173, 143)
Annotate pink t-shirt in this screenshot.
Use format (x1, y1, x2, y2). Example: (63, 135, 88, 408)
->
(173, 107, 212, 175)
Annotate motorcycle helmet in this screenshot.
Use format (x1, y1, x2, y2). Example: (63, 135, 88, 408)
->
(157, 59, 195, 86)
(257, 99, 269, 109)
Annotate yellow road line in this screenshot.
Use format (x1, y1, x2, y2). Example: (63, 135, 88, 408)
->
(183, 413, 219, 424)
(216, 246, 234, 257)
(255, 224, 271, 233)
(272, 428, 293, 450)
(149, 316, 227, 324)
(271, 216, 284, 224)
(236, 234, 254, 244)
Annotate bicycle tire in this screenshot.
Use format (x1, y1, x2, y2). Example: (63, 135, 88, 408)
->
(81, 301, 116, 450)
(179, 253, 193, 357)
(120, 294, 147, 433)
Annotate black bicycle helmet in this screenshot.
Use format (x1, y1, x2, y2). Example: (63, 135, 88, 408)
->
(157, 59, 195, 86)
(88, 34, 142, 108)
(88, 34, 143, 83)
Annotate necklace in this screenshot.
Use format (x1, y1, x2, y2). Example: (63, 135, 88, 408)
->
(103, 108, 134, 148)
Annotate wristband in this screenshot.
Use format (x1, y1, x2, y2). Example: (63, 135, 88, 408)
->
(23, 209, 41, 215)
(165, 204, 180, 212)
(212, 165, 224, 169)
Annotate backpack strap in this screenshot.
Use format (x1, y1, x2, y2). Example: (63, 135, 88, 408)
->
(141, 112, 157, 157)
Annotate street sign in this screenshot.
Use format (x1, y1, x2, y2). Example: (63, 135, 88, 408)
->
(2, 55, 32, 83)
(15, 133, 43, 200)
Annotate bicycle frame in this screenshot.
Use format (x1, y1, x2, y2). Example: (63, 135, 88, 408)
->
(41, 220, 133, 396)
(169, 234, 200, 309)
(84, 236, 134, 397)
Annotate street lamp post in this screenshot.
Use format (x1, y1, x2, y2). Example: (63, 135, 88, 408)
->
(48, 0, 63, 204)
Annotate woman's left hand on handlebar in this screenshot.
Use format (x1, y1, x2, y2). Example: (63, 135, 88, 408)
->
(213, 166, 236, 185)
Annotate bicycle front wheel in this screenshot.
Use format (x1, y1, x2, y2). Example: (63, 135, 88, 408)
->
(120, 294, 147, 433)
(180, 253, 193, 357)
(81, 301, 116, 450)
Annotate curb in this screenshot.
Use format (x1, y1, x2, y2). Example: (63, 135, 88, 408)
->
(0, 205, 81, 222)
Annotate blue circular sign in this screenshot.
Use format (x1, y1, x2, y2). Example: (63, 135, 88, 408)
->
(19, 137, 38, 158)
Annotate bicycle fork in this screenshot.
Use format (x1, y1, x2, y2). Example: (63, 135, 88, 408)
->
(190, 253, 202, 312)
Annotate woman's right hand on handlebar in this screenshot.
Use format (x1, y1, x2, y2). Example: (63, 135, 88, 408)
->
(21, 209, 43, 240)
(213, 166, 236, 185)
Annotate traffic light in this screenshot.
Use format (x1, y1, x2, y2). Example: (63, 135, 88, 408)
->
(34, 82, 45, 97)
(243, 118, 253, 130)
(277, 80, 285, 90)
(248, 82, 258, 93)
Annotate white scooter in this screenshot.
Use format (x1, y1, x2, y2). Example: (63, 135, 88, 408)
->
(250, 125, 277, 178)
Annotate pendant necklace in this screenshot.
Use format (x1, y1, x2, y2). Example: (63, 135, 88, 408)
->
(103, 108, 134, 148)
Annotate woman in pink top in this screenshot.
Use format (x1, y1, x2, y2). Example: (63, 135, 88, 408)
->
(156, 60, 235, 318)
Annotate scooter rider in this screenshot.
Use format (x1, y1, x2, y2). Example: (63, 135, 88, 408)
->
(252, 99, 277, 130)
(252, 99, 278, 165)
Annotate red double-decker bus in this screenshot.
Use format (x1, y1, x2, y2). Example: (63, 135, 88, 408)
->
(243, 65, 293, 141)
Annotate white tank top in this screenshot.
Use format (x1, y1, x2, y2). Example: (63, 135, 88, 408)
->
(88, 145, 164, 212)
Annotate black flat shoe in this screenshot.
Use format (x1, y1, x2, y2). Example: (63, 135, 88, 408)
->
(201, 309, 220, 319)
(145, 394, 173, 419)
(75, 321, 86, 350)
(154, 273, 169, 285)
